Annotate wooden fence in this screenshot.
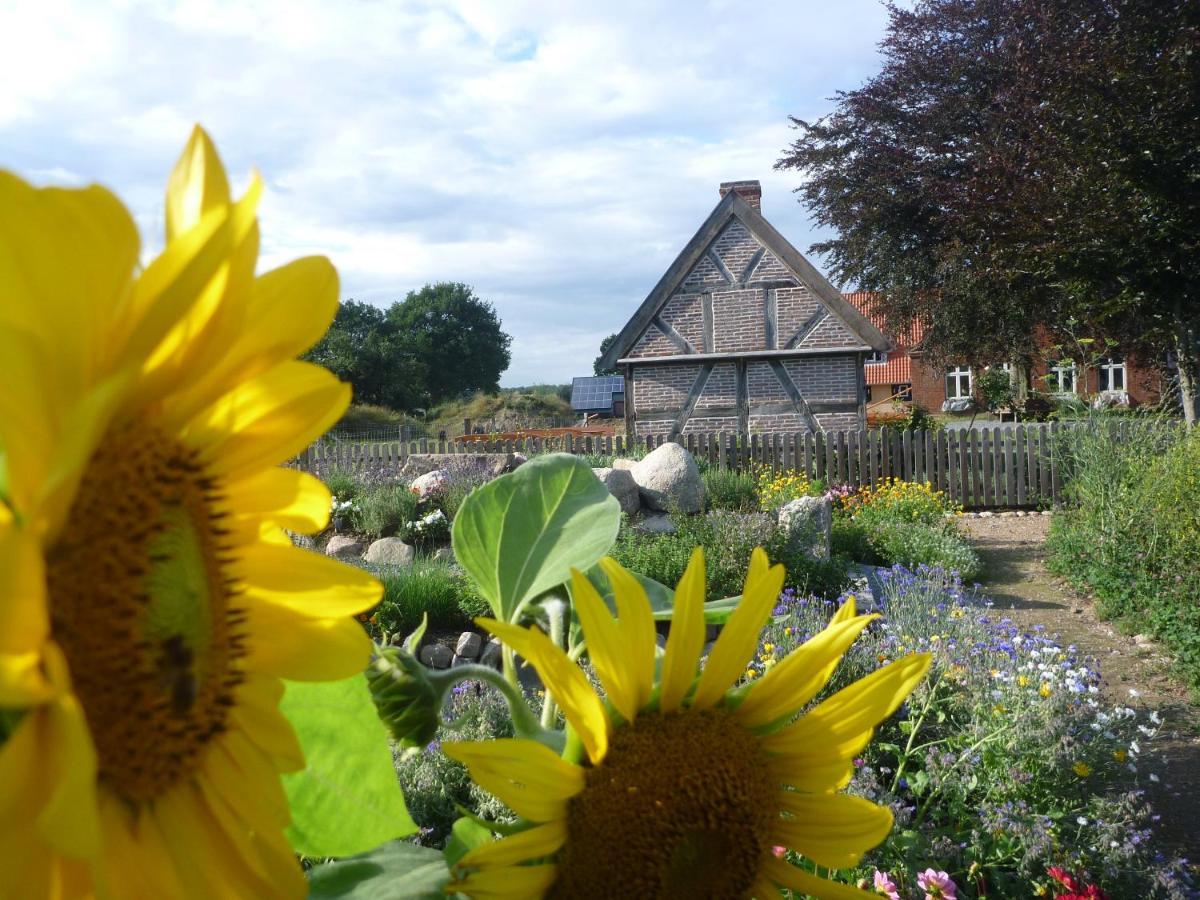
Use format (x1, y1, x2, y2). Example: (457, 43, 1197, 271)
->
(298, 423, 1088, 508)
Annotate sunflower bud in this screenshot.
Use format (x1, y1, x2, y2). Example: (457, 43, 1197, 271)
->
(367, 619, 443, 750)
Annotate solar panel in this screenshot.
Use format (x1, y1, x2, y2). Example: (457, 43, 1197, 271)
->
(570, 376, 625, 412)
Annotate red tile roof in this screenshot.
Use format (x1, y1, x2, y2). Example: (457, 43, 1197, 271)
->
(843, 292, 923, 386)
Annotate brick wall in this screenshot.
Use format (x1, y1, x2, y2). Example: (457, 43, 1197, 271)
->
(783, 357, 859, 403)
(629, 324, 678, 358)
(711, 220, 758, 281)
(910, 358, 947, 412)
(632, 364, 701, 411)
(747, 361, 788, 402)
(797, 315, 861, 351)
(774, 287, 819, 347)
(660, 293, 706, 351)
(712, 289, 764, 352)
(695, 363, 736, 411)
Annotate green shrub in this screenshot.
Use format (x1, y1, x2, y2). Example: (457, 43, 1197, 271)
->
(322, 468, 362, 502)
(1047, 414, 1200, 685)
(869, 520, 981, 580)
(358, 484, 421, 538)
(702, 468, 758, 511)
(832, 517, 877, 564)
(368, 560, 487, 636)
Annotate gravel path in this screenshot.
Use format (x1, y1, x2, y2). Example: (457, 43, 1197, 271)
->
(961, 515, 1200, 859)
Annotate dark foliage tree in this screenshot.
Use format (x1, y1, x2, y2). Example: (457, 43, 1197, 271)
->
(303, 300, 427, 410)
(594, 333, 619, 375)
(778, 0, 1200, 422)
(386, 283, 512, 403)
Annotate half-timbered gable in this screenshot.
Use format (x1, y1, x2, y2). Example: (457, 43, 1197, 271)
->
(600, 181, 887, 439)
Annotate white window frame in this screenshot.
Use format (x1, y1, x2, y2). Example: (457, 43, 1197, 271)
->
(865, 350, 887, 365)
(1098, 357, 1126, 394)
(945, 365, 973, 400)
(1050, 361, 1077, 395)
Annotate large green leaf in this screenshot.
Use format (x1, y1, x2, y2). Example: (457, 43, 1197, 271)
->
(281, 675, 416, 858)
(306, 841, 454, 899)
(451, 453, 620, 621)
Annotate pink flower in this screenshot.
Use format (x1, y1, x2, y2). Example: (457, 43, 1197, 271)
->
(873, 870, 901, 900)
(917, 868, 958, 900)
(771, 845, 787, 858)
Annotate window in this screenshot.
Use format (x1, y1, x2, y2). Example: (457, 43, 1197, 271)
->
(945, 365, 972, 400)
(1050, 361, 1077, 395)
(865, 350, 887, 365)
(1098, 357, 1126, 393)
(892, 383, 912, 402)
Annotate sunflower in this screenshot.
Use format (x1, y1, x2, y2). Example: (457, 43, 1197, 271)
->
(444, 548, 930, 900)
(0, 127, 381, 897)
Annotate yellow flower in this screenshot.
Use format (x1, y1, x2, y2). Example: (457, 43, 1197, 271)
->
(1073, 761, 1092, 777)
(1113, 749, 1127, 764)
(1018, 675, 1030, 688)
(445, 549, 931, 899)
(0, 128, 381, 897)
(1039, 683, 1052, 698)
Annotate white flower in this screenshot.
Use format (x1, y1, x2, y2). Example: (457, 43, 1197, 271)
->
(1077, 816, 1089, 825)
(1130, 740, 1141, 755)
(1149, 773, 1160, 783)
(1129, 688, 1141, 698)
(1150, 711, 1163, 725)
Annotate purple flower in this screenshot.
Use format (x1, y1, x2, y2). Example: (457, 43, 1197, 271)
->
(872, 870, 901, 899)
(917, 868, 958, 899)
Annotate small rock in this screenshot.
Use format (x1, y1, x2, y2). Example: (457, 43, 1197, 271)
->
(979, 510, 995, 518)
(418, 644, 453, 669)
(508, 452, 528, 470)
(999, 510, 1016, 517)
(410, 469, 449, 499)
(432, 546, 456, 566)
(592, 467, 640, 516)
(325, 535, 366, 559)
(289, 531, 317, 550)
(1016, 510, 1028, 517)
(451, 654, 475, 668)
(1133, 633, 1155, 647)
(1040, 510, 1052, 516)
(479, 638, 503, 670)
(636, 514, 677, 534)
(456, 632, 483, 659)
(364, 537, 415, 566)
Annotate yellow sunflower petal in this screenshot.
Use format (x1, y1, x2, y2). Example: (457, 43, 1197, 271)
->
(772, 792, 894, 869)
(762, 855, 876, 899)
(443, 739, 584, 823)
(0, 325, 64, 512)
(234, 543, 382, 618)
(226, 467, 331, 534)
(481, 619, 609, 764)
(0, 523, 48, 656)
(761, 653, 932, 791)
(659, 546, 707, 712)
(0, 706, 59, 899)
(570, 569, 641, 722)
(692, 547, 785, 709)
(598, 557, 656, 713)
(735, 608, 878, 730)
(243, 604, 372, 682)
(166, 125, 232, 241)
(458, 821, 567, 870)
(230, 675, 306, 773)
(449, 863, 558, 899)
(98, 796, 188, 898)
(201, 730, 292, 837)
(187, 360, 350, 478)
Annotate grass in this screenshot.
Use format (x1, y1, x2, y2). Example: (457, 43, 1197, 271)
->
(366, 559, 489, 638)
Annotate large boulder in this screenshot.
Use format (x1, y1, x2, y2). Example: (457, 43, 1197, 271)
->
(611, 458, 638, 471)
(399, 453, 516, 481)
(630, 443, 704, 514)
(777, 496, 832, 561)
(325, 535, 366, 560)
(592, 467, 640, 516)
(364, 537, 415, 566)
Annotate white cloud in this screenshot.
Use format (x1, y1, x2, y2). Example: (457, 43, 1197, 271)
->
(0, 0, 890, 385)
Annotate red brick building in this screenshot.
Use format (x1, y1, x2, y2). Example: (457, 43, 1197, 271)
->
(599, 182, 888, 439)
(843, 293, 1167, 415)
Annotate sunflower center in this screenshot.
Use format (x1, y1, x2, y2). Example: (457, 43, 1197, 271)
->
(549, 709, 776, 900)
(44, 422, 241, 804)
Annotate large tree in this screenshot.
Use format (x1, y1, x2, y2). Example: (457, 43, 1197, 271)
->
(594, 333, 619, 376)
(778, 0, 1200, 422)
(303, 300, 427, 410)
(386, 283, 512, 403)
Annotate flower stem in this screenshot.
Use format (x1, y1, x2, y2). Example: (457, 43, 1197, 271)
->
(429, 665, 562, 752)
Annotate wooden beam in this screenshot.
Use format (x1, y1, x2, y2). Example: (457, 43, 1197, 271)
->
(707, 249, 736, 284)
(702, 294, 715, 353)
(764, 288, 777, 350)
(766, 359, 820, 431)
(623, 365, 636, 440)
(616, 344, 871, 366)
(741, 246, 766, 282)
(669, 363, 715, 441)
(651, 315, 698, 355)
(783, 307, 829, 349)
(736, 360, 749, 435)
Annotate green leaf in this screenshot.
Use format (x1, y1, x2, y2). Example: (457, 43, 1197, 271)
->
(452, 454, 620, 621)
(585, 565, 675, 614)
(306, 841, 453, 899)
(281, 675, 416, 858)
(443, 816, 495, 870)
(651, 595, 742, 625)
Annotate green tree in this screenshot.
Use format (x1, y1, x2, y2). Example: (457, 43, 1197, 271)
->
(386, 283, 512, 403)
(777, 0, 1200, 423)
(304, 300, 427, 410)
(594, 333, 619, 376)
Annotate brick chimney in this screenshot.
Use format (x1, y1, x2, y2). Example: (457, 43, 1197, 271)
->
(719, 179, 761, 211)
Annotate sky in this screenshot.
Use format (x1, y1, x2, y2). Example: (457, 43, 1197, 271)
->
(0, 0, 893, 386)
